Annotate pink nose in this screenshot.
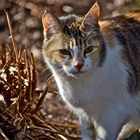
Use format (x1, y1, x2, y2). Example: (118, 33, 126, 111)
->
(74, 63, 83, 70)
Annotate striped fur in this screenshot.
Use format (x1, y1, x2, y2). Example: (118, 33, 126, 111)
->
(42, 2, 140, 140)
(61, 15, 106, 66)
(115, 15, 140, 94)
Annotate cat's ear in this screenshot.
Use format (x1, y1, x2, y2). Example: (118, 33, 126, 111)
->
(81, 2, 100, 30)
(42, 10, 62, 40)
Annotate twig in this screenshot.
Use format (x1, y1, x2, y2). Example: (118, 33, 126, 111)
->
(49, 121, 78, 129)
(24, 48, 32, 101)
(4, 10, 18, 63)
(26, 134, 35, 140)
(0, 129, 9, 140)
(18, 45, 22, 61)
(29, 125, 80, 140)
(33, 82, 49, 113)
(5, 43, 12, 64)
(29, 114, 81, 140)
(0, 77, 17, 96)
(30, 52, 37, 98)
(0, 43, 4, 66)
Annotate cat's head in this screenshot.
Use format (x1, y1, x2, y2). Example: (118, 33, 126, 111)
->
(42, 2, 106, 76)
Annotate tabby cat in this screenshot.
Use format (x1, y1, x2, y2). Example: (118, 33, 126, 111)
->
(42, 2, 140, 140)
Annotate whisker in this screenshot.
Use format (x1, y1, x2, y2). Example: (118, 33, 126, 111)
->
(41, 67, 50, 75)
(68, 73, 77, 78)
(57, 68, 65, 76)
(43, 72, 52, 85)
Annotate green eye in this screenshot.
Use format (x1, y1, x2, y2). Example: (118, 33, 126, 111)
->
(59, 49, 71, 56)
(84, 46, 94, 56)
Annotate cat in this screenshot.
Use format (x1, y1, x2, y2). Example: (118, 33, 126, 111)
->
(42, 2, 140, 140)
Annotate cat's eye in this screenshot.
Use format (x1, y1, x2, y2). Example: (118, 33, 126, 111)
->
(84, 46, 94, 56)
(59, 49, 71, 56)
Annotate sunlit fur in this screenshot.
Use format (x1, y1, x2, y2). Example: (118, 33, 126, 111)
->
(42, 3, 140, 140)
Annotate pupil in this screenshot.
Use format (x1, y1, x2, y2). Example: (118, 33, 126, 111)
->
(87, 46, 92, 52)
(60, 49, 71, 56)
(84, 46, 93, 57)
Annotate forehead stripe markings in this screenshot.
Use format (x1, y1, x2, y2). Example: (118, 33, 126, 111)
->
(64, 25, 89, 51)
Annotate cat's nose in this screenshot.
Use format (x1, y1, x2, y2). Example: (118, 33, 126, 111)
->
(74, 63, 83, 70)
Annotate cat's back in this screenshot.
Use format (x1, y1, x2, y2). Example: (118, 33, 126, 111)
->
(99, 10, 140, 36)
(100, 11, 140, 93)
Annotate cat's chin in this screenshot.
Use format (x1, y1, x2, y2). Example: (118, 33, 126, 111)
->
(65, 71, 85, 77)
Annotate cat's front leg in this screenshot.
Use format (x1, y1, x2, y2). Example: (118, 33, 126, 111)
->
(117, 118, 140, 140)
(94, 109, 129, 140)
(76, 108, 95, 140)
(117, 125, 137, 140)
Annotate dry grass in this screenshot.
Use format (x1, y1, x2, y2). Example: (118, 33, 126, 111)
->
(0, 11, 80, 140)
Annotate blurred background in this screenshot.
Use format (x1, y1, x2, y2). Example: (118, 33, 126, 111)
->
(0, 0, 140, 88)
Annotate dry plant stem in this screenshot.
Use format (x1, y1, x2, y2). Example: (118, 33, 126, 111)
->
(28, 127, 58, 140)
(5, 10, 18, 63)
(30, 125, 80, 140)
(0, 129, 9, 140)
(30, 52, 37, 98)
(30, 114, 80, 140)
(33, 82, 49, 113)
(45, 74, 57, 94)
(18, 45, 22, 61)
(29, 125, 66, 139)
(50, 121, 78, 129)
(35, 89, 43, 93)
(5, 44, 12, 64)
(0, 43, 4, 66)
(0, 77, 17, 96)
(3, 111, 16, 122)
(24, 48, 32, 101)
(16, 53, 23, 116)
(21, 103, 31, 114)
(26, 135, 35, 140)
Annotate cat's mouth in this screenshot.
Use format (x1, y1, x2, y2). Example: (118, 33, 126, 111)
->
(76, 70, 84, 74)
(63, 65, 85, 76)
(66, 70, 84, 77)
